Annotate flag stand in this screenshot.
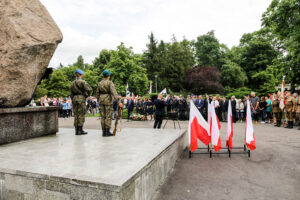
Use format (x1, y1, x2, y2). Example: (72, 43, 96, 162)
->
(228, 144, 251, 158)
(189, 144, 251, 158)
(189, 145, 210, 158)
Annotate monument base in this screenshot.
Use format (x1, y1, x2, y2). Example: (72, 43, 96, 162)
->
(0, 128, 187, 200)
(0, 106, 59, 145)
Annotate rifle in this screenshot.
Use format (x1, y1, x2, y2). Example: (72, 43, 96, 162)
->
(113, 107, 122, 136)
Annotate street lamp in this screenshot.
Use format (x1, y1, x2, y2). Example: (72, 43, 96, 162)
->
(155, 75, 158, 93)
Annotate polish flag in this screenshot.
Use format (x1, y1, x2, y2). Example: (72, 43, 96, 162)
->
(211, 103, 222, 152)
(226, 100, 233, 149)
(209, 101, 221, 133)
(207, 101, 212, 132)
(245, 100, 256, 150)
(189, 100, 210, 152)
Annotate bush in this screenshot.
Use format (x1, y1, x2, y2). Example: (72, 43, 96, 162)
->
(226, 87, 252, 99)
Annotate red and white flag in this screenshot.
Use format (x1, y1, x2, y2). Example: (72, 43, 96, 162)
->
(226, 100, 233, 149)
(211, 103, 222, 152)
(279, 79, 285, 110)
(189, 100, 210, 152)
(209, 101, 221, 133)
(207, 100, 212, 129)
(245, 100, 256, 150)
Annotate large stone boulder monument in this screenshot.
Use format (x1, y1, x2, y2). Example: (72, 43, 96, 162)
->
(0, 0, 62, 144)
(0, 0, 63, 108)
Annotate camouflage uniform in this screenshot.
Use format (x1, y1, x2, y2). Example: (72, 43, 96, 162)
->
(70, 78, 92, 127)
(296, 97, 300, 129)
(272, 99, 281, 127)
(285, 96, 296, 128)
(96, 79, 119, 130)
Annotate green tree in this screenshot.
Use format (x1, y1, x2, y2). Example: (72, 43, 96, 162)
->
(220, 61, 248, 89)
(193, 31, 224, 68)
(252, 65, 277, 94)
(166, 36, 190, 91)
(34, 80, 48, 98)
(235, 29, 280, 89)
(142, 32, 160, 83)
(74, 55, 84, 69)
(92, 49, 112, 72)
(83, 69, 100, 96)
(107, 43, 149, 95)
(156, 40, 170, 90)
(59, 65, 77, 82)
(262, 0, 300, 89)
(46, 70, 71, 97)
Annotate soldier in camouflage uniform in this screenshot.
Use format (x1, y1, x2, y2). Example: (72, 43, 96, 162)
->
(272, 95, 282, 127)
(70, 69, 92, 135)
(296, 95, 300, 130)
(96, 70, 123, 137)
(284, 92, 296, 129)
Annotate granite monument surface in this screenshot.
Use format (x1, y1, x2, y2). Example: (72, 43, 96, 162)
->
(0, 0, 62, 108)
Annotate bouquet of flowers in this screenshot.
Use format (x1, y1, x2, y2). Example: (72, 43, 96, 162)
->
(130, 113, 148, 121)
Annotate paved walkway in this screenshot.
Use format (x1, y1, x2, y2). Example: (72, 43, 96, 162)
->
(60, 118, 300, 200)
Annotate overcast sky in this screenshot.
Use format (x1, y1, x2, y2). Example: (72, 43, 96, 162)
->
(40, 0, 272, 68)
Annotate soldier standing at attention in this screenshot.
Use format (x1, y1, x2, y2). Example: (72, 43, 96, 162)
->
(272, 94, 281, 127)
(285, 91, 296, 129)
(70, 69, 92, 135)
(296, 95, 300, 130)
(96, 70, 123, 137)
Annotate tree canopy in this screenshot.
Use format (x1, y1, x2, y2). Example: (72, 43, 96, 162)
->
(35, 0, 300, 98)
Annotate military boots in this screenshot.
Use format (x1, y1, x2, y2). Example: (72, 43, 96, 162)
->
(105, 128, 113, 137)
(76, 126, 88, 135)
(288, 121, 293, 129)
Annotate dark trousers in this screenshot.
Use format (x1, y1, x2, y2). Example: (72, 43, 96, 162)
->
(266, 111, 272, 121)
(179, 111, 186, 120)
(154, 115, 163, 129)
(253, 112, 259, 121)
(275, 112, 282, 124)
(232, 111, 237, 122)
(128, 110, 132, 119)
(63, 110, 68, 118)
(68, 109, 72, 117)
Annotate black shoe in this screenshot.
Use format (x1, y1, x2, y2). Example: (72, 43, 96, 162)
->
(284, 122, 290, 128)
(298, 127, 300, 130)
(77, 126, 88, 135)
(75, 126, 79, 135)
(102, 128, 106, 137)
(106, 128, 113, 137)
(288, 122, 293, 129)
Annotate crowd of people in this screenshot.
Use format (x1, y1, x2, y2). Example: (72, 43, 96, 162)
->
(37, 90, 300, 130)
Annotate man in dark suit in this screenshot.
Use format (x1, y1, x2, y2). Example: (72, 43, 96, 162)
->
(126, 97, 134, 120)
(166, 95, 171, 113)
(154, 94, 167, 129)
(220, 96, 228, 122)
(231, 96, 237, 123)
(196, 95, 205, 116)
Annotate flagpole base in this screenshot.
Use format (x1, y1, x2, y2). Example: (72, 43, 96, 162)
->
(188, 145, 210, 158)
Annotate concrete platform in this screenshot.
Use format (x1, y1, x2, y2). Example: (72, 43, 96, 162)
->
(0, 128, 187, 200)
(0, 106, 59, 145)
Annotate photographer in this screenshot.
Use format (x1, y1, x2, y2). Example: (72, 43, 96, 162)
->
(153, 94, 167, 129)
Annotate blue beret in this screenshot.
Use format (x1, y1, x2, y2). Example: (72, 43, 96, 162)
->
(75, 69, 84, 75)
(102, 69, 111, 77)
